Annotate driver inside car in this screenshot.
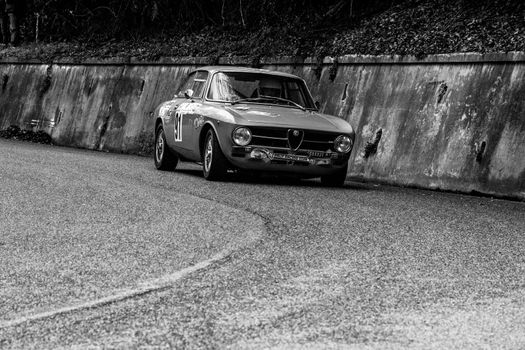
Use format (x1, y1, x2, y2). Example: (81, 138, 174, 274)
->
(253, 79, 282, 98)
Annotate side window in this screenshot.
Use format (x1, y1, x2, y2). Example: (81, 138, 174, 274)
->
(178, 71, 209, 98)
(178, 72, 196, 97)
(192, 71, 209, 98)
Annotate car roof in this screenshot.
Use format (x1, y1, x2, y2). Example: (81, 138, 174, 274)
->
(192, 66, 302, 80)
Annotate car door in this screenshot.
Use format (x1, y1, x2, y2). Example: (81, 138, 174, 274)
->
(173, 71, 209, 151)
(163, 72, 195, 151)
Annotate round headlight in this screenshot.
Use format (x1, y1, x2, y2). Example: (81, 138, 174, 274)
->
(232, 127, 252, 146)
(334, 135, 353, 153)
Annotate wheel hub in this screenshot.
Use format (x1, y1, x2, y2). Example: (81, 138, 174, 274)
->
(156, 131, 164, 162)
(204, 137, 213, 173)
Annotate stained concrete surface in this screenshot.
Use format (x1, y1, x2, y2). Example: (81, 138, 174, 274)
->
(1, 53, 524, 199)
(0, 139, 524, 349)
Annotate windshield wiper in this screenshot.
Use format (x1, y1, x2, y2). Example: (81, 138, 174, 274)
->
(231, 96, 306, 111)
(230, 97, 268, 105)
(258, 95, 306, 111)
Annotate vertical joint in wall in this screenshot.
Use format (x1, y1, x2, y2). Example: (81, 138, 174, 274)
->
(2, 74, 8, 92)
(329, 58, 338, 82)
(39, 65, 53, 98)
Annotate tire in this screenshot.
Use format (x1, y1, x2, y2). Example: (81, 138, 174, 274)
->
(154, 125, 178, 171)
(321, 164, 348, 187)
(202, 129, 228, 181)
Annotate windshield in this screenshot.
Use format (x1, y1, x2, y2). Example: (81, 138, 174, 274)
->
(207, 72, 315, 109)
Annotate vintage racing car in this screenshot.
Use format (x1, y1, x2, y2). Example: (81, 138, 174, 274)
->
(154, 66, 355, 186)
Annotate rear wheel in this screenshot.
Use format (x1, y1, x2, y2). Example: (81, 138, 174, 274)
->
(202, 129, 228, 181)
(154, 125, 178, 171)
(321, 164, 348, 187)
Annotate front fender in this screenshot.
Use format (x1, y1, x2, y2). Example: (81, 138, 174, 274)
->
(198, 120, 237, 161)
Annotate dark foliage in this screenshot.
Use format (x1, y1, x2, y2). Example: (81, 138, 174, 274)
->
(331, 0, 525, 56)
(23, 0, 400, 41)
(0, 125, 54, 144)
(4, 0, 524, 59)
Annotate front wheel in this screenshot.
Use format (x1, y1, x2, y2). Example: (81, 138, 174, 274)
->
(154, 125, 178, 171)
(202, 129, 228, 181)
(321, 164, 348, 187)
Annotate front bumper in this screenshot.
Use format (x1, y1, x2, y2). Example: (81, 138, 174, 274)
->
(228, 146, 349, 176)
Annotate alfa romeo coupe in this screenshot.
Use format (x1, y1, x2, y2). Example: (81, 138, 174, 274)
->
(154, 66, 355, 186)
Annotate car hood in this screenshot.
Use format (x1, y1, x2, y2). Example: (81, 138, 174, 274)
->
(224, 104, 354, 134)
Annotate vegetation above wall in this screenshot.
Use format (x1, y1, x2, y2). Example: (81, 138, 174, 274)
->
(1, 0, 524, 61)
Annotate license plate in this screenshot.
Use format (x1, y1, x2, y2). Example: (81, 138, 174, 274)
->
(269, 153, 309, 162)
(308, 151, 325, 158)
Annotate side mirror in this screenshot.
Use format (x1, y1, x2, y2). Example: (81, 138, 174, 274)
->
(315, 101, 321, 110)
(184, 89, 194, 100)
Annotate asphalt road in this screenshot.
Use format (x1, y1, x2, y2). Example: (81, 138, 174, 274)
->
(0, 139, 524, 349)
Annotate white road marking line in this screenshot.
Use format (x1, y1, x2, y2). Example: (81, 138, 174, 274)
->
(0, 250, 231, 329)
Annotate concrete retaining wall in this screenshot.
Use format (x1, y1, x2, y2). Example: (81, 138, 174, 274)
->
(0, 62, 203, 154)
(1, 53, 524, 200)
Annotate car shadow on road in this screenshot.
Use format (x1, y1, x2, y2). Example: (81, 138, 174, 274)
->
(174, 168, 372, 191)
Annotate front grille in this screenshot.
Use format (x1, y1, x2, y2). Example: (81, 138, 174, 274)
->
(250, 127, 335, 152)
(251, 135, 288, 149)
